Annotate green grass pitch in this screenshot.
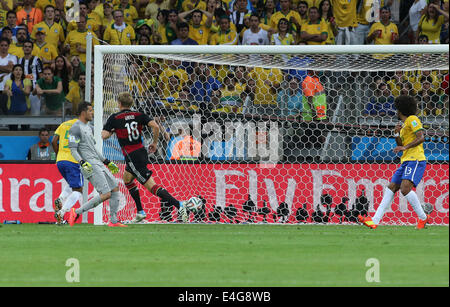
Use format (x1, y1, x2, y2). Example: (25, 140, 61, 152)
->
(0, 223, 448, 287)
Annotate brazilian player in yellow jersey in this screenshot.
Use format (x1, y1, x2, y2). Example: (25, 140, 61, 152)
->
(51, 118, 83, 224)
(359, 96, 430, 230)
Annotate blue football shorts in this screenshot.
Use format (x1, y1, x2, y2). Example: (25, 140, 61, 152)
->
(57, 161, 84, 189)
(391, 160, 427, 187)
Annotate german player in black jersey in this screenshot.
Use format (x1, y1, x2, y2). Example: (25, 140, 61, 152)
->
(101, 92, 189, 223)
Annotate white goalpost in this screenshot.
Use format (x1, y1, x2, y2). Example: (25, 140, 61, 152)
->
(92, 44, 449, 226)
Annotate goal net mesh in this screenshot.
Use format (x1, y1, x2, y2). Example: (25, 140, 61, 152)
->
(97, 48, 449, 226)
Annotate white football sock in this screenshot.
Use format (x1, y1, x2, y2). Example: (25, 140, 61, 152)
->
(58, 185, 73, 202)
(372, 187, 395, 225)
(60, 191, 82, 214)
(405, 190, 427, 220)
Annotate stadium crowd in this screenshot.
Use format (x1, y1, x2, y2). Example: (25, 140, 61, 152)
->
(0, 0, 448, 130)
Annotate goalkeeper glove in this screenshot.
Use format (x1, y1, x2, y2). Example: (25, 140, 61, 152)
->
(79, 160, 93, 175)
(104, 159, 119, 174)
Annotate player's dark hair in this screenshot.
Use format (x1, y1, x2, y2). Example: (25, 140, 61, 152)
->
(394, 95, 417, 117)
(78, 102, 92, 116)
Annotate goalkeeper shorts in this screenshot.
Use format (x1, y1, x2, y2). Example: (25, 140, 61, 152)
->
(57, 161, 83, 189)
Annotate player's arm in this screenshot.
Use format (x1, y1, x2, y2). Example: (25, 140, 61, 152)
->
(52, 134, 60, 155)
(101, 129, 113, 140)
(148, 119, 160, 153)
(394, 130, 425, 153)
(67, 124, 84, 162)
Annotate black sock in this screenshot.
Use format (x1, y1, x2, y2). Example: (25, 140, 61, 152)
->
(151, 185, 180, 209)
(126, 181, 143, 212)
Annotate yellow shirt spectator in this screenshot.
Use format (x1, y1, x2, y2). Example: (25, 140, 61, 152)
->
(103, 23, 136, 45)
(64, 29, 98, 63)
(209, 29, 238, 45)
(189, 24, 211, 45)
(31, 21, 65, 48)
(114, 4, 139, 25)
(248, 67, 283, 105)
(35, 0, 55, 13)
(368, 20, 398, 45)
(34, 42, 58, 63)
(66, 17, 101, 34)
(159, 66, 189, 98)
(0, 0, 13, 28)
(269, 10, 303, 32)
(65, 82, 84, 115)
(418, 14, 445, 44)
(331, 0, 358, 28)
(301, 20, 328, 45)
(182, 0, 207, 12)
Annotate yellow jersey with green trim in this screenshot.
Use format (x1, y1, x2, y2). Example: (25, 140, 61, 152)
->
(331, 0, 358, 28)
(34, 42, 58, 62)
(31, 21, 65, 47)
(209, 29, 238, 45)
(301, 20, 328, 45)
(400, 115, 426, 163)
(189, 24, 211, 45)
(103, 23, 136, 45)
(54, 118, 79, 163)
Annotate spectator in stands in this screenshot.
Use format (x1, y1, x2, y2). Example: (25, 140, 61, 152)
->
(154, 9, 179, 44)
(52, 55, 72, 95)
(69, 55, 85, 87)
(296, 1, 309, 27)
(4, 64, 32, 130)
(301, 70, 327, 121)
(240, 77, 257, 114)
(214, 72, 243, 113)
(34, 66, 64, 115)
(159, 59, 189, 98)
(33, 27, 58, 66)
(417, 33, 429, 44)
(417, 75, 442, 116)
(409, 0, 428, 43)
(367, 6, 399, 45)
(0, 37, 17, 115)
(416, 2, 449, 44)
(16, 0, 43, 34)
(65, 72, 86, 115)
(145, 0, 171, 21)
(135, 19, 155, 44)
(363, 82, 395, 117)
(100, 2, 114, 38)
(300, 6, 328, 45)
(103, 9, 136, 45)
(31, 5, 65, 50)
(171, 21, 199, 45)
(209, 15, 239, 44)
(260, 0, 277, 29)
(332, 0, 358, 45)
(178, 9, 213, 45)
(231, 0, 250, 34)
(0, 1, 13, 29)
(27, 127, 56, 160)
(8, 27, 28, 58)
(270, 18, 296, 45)
(387, 71, 408, 97)
(1, 10, 20, 44)
(270, 0, 302, 35)
(399, 81, 415, 97)
(189, 62, 221, 109)
(247, 57, 283, 114)
(19, 39, 43, 116)
(277, 75, 303, 117)
(318, 0, 337, 45)
(115, 0, 139, 26)
(242, 13, 269, 45)
(354, 0, 376, 45)
(64, 15, 96, 64)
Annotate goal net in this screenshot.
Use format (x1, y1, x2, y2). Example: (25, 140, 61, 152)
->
(93, 45, 449, 226)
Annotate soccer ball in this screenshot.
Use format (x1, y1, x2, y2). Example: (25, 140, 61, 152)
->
(184, 196, 204, 213)
(422, 203, 434, 215)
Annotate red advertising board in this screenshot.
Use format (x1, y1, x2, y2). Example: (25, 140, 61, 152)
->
(0, 163, 448, 225)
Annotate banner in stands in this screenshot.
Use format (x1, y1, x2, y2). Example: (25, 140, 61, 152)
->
(0, 163, 448, 225)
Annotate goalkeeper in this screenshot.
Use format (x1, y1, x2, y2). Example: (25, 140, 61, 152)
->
(101, 92, 189, 223)
(67, 102, 125, 227)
